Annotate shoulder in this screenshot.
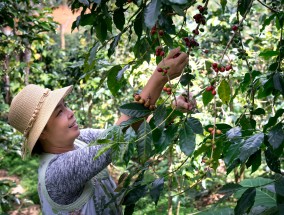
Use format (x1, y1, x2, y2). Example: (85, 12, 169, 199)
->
(78, 128, 105, 144)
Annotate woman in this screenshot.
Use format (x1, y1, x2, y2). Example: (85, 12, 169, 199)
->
(8, 47, 195, 214)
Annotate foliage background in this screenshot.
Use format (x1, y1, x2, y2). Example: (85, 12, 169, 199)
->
(0, 0, 283, 214)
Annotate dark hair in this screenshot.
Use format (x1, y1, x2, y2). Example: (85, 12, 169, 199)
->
(31, 141, 43, 155)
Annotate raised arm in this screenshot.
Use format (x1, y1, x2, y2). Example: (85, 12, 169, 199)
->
(115, 47, 189, 127)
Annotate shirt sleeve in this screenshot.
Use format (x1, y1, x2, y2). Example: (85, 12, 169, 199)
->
(77, 128, 105, 144)
(45, 130, 112, 205)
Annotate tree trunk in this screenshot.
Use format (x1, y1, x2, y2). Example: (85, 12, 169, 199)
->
(168, 145, 173, 215)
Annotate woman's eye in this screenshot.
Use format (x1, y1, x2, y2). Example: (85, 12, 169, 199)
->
(57, 110, 63, 116)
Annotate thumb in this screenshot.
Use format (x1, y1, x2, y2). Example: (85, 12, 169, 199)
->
(166, 47, 181, 59)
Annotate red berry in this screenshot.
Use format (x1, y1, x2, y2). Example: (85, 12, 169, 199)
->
(173, 52, 181, 58)
(167, 91, 172, 95)
(193, 29, 199, 35)
(166, 87, 171, 92)
(220, 67, 225, 72)
(206, 86, 214, 91)
(163, 87, 167, 91)
(212, 90, 216, 95)
(157, 68, 163, 72)
(160, 51, 165, 56)
(204, 49, 209, 54)
(214, 68, 219, 73)
(151, 29, 156, 35)
(183, 37, 190, 43)
(225, 65, 232, 71)
(212, 63, 218, 68)
(232, 25, 238, 31)
(158, 30, 164, 36)
(163, 69, 168, 74)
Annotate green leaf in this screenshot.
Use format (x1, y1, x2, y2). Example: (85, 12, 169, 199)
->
(252, 108, 265, 115)
(264, 109, 284, 132)
(218, 80, 231, 104)
(179, 120, 196, 156)
(154, 124, 178, 152)
(187, 117, 203, 134)
(268, 123, 284, 149)
(79, 13, 96, 26)
(93, 144, 113, 161)
(234, 187, 256, 215)
(95, 16, 107, 43)
(123, 127, 136, 166)
(226, 127, 242, 141)
(195, 207, 234, 215)
(122, 185, 148, 205)
(259, 50, 279, 58)
(144, 0, 162, 28)
(180, 73, 195, 86)
(265, 148, 281, 173)
(273, 72, 284, 95)
(238, 0, 253, 17)
(113, 8, 125, 31)
(260, 14, 276, 32)
(220, 0, 227, 13)
(218, 183, 243, 194)
(150, 178, 164, 205)
(108, 34, 121, 57)
(168, 0, 187, 4)
(137, 121, 153, 164)
(202, 90, 214, 106)
(275, 175, 284, 197)
(240, 177, 274, 188)
(239, 133, 264, 163)
(134, 12, 143, 38)
(153, 104, 166, 129)
(162, 33, 173, 48)
(107, 65, 124, 95)
(246, 149, 261, 174)
(119, 103, 151, 118)
(224, 142, 242, 165)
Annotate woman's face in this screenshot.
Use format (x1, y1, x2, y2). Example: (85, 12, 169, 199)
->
(39, 99, 80, 153)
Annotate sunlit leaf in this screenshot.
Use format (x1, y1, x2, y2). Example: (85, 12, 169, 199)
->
(218, 79, 231, 104)
(144, 0, 162, 28)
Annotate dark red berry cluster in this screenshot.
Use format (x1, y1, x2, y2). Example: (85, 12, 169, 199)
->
(163, 85, 172, 95)
(183, 37, 199, 48)
(151, 25, 164, 36)
(205, 85, 216, 95)
(193, 13, 206, 25)
(212, 62, 233, 73)
(197, 5, 205, 13)
(155, 46, 165, 56)
(157, 66, 169, 76)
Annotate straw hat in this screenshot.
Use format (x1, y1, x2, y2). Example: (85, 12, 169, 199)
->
(8, 84, 73, 156)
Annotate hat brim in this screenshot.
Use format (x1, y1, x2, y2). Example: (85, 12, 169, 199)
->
(26, 85, 73, 154)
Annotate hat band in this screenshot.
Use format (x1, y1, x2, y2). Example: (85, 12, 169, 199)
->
(23, 89, 50, 138)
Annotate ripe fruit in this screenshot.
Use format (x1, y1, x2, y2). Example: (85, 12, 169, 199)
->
(212, 63, 218, 68)
(173, 52, 181, 58)
(158, 30, 164, 36)
(157, 67, 163, 72)
(193, 29, 199, 35)
(206, 86, 214, 91)
(216, 129, 222, 135)
(232, 25, 238, 31)
(160, 51, 165, 56)
(225, 64, 232, 71)
(220, 67, 225, 72)
(151, 26, 157, 35)
(208, 127, 214, 132)
(212, 89, 216, 95)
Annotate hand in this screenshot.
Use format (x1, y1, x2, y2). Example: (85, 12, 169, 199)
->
(172, 93, 197, 112)
(156, 47, 189, 80)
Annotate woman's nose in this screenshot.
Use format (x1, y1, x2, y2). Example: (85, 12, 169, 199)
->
(67, 108, 75, 118)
